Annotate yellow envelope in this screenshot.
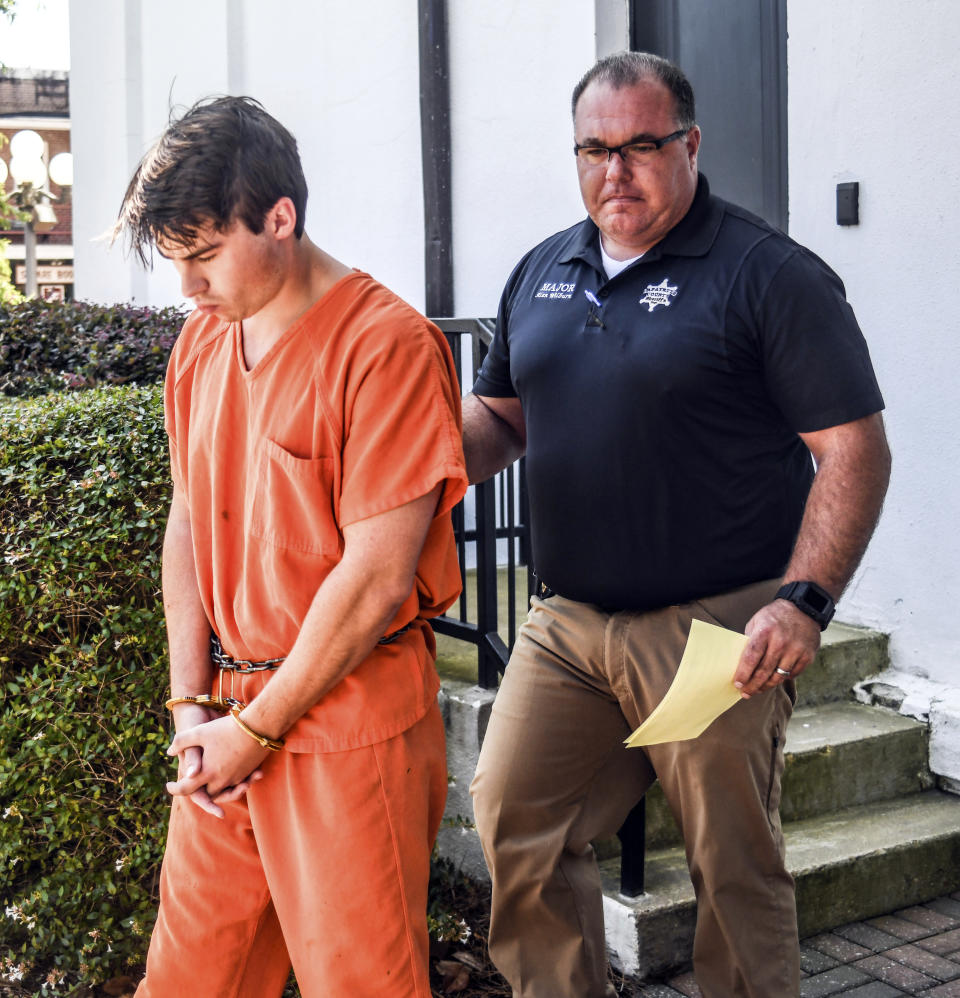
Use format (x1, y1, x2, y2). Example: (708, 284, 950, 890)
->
(624, 618, 747, 747)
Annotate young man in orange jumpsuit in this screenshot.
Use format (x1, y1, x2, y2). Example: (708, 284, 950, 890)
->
(115, 96, 467, 997)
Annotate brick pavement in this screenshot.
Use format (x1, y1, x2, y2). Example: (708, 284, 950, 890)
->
(633, 893, 960, 997)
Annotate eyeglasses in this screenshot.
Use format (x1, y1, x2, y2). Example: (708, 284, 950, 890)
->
(573, 129, 689, 168)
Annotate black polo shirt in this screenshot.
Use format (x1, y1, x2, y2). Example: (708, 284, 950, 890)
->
(473, 176, 884, 611)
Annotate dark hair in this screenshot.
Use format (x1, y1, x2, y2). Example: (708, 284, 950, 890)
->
(571, 51, 696, 130)
(115, 95, 308, 265)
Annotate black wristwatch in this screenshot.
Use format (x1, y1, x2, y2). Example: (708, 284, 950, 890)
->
(776, 581, 836, 631)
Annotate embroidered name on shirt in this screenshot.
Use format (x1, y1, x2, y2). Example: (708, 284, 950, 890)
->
(639, 278, 678, 312)
(535, 281, 577, 300)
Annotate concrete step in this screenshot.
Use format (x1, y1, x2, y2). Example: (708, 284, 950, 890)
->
(600, 790, 960, 980)
(611, 701, 934, 854)
(781, 702, 933, 822)
(800, 621, 890, 707)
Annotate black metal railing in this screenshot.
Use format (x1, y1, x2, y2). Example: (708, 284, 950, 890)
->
(431, 318, 646, 897)
(431, 319, 533, 688)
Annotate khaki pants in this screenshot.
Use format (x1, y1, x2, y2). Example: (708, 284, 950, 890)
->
(470, 581, 799, 998)
(136, 702, 447, 998)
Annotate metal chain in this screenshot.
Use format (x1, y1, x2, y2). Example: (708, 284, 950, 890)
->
(210, 635, 284, 673)
(209, 620, 414, 674)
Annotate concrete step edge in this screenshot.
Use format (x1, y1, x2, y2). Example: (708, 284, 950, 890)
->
(604, 789, 960, 906)
(600, 701, 933, 856)
(787, 700, 926, 752)
(601, 790, 960, 978)
(784, 788, 960, 870)
(797, 621, 889, 705)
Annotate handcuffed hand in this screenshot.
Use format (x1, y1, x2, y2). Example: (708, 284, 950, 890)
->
(166, 705, 267, 818)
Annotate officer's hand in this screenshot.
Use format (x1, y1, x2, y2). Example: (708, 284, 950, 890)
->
(733, 599, 821, 698)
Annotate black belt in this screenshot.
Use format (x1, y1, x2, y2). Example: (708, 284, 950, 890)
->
(534, 580, 622, 615)
(534, 575, 558, 600)
(378, 621, 414, 645)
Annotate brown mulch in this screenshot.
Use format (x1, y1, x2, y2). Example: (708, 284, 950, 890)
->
(428, 874, 511, 996)
(426, 877, 645, 997)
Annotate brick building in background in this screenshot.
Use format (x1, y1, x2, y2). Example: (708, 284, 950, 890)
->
(0, 69, 73, 301)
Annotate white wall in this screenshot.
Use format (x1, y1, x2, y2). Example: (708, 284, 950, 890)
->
(69, 1, 606, 318)
(447, 4, 593, 318)
(70, 0, 425, 310)
(787, 1, 960, 688)
(70, 0, 147, 305)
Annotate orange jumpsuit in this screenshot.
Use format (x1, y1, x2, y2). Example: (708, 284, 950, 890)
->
(137, 272, 468, 997)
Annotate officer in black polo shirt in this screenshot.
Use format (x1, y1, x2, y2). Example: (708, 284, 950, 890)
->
(464, 52, 890, 998)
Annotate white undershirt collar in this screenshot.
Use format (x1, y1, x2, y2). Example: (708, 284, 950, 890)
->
(600, 237, 644, 280)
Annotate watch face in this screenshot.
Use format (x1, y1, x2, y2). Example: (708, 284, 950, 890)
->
(778, 582, 834, 630)
(804, 588, 830, 613)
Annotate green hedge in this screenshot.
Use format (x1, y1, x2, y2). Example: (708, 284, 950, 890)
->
(0, 299, 184, 398)
(0, 366, 473, 995)
(0, 384, 171, 992)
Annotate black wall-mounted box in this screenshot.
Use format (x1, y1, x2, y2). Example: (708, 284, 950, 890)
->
(837, 182, 860, 226)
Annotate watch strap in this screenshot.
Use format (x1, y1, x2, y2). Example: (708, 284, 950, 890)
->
(776, 580, 836, 631)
